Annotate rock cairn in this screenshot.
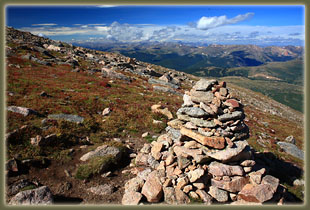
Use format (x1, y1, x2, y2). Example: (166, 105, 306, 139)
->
(122, 79, 281, 205)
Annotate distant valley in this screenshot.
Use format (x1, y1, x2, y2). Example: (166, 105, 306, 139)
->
(75, 42, 304, 112)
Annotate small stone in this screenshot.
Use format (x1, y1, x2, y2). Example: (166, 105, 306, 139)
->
(224, 99, 240, 108)
(176, 176, 189, 190)
(244, 167, 252, 173)
(175, 188, 190, 204)
(196, 189, 213, 204)
(183, 94, 195, 107)
(188, 168, 204, 183)
(285, 135, 296, 145)
(208, 161, 244, 177)
(184, 141, 198, 149)
(135, 153, 149, 166)
(142, 132, 149, 138)
(157, 161, 165, 171)
(101, 171, 112, 177)
(122, 191, 142, 205)
(7, 106, 39, 117)
(163, 178, 172, 187)
(140, 143, 151, 153)
(200, 102, 215, 115)
(218, 111, 243, 122)
(230, 193, 237, 201)
(177, 107, 207, 118)
(180, 127, 225, 149)
(192, 79, 217, 91)
(173, 167, 182, 176)
(151, 142, 163, 160)
(88, 184, 113, 196)
(193, 182, 205, 190)
(165, 153, 175, 166)
(219, 88, 228, 97)
(137, 168, 152, 180)
(184, 122, 197, 129)
(189, 191, 199, 199)
(293, 179, 305, 186)
(211, 176, 249, 193)
(190, 89, 214, 104)
(261, 175, 279, 193)
(177, 156, 191, 170)
(249, 169, 265, 185)
(183, 185, 193, 193)
(204, 140, 249, 162)
(208, 186, 228, 202)
(240, 160, 256, 167)
(163, 187, 178, 204)
(102, 108, 111, 116)
(167, 119, 184, 129)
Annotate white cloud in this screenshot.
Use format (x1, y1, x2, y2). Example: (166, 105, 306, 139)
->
(31, 23, 58, 26)
(96, 5, 118, 8)
(196, 13, 254, 30)
(18, 19, 304, 46)
(95, 26, 110, 32)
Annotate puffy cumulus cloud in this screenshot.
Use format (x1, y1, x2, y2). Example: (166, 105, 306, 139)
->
(18, 19, 304, 46)
(105, 21, 145, 41)
(196, 13, 254, 30)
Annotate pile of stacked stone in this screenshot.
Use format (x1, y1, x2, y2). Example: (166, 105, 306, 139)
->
(122, 79, 281, 205)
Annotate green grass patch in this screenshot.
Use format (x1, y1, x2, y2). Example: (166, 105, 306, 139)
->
(75, 155, 116, 180)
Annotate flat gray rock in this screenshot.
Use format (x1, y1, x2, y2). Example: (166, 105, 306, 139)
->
(7, 106, 39, 117)
(277, 141, 304, 160)
(192, 79, 217, 91)
(203, 140, 249, 162)
(48, 114, 84, 123)
(9, 186, 53, 205)
(80, 144, 121, 162)
(148, 78, 179, 89)
(190, 89, 214, 104)
(177, 107, 208, 118)
(218, 111, 243, 122)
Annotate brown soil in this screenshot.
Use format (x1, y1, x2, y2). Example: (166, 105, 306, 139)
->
(6, 137, 148, 205)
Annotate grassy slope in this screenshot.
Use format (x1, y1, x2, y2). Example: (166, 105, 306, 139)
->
(6, 49, 184, 160)
(6, 40, 304, 202)
(221, 76, 303, 113)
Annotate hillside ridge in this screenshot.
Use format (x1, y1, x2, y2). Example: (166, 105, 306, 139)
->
(5, 27, 304, 205)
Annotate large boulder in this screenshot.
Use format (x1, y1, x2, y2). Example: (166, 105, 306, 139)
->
(277, 141, 304, 160)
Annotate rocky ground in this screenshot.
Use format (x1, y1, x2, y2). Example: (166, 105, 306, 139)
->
(5, 27, 304, 205)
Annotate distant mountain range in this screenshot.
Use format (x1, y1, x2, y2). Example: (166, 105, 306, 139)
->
(75, 42, 304, 112)
(75, 42, 303, 72)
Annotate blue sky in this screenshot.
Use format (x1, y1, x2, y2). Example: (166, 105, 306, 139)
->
(6, 5, 305, 46)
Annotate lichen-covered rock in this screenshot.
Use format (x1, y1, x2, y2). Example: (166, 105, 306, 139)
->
(9, 186, 53, 205)
(208, 186, 228, 202)
(80, 144, 121, 162)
